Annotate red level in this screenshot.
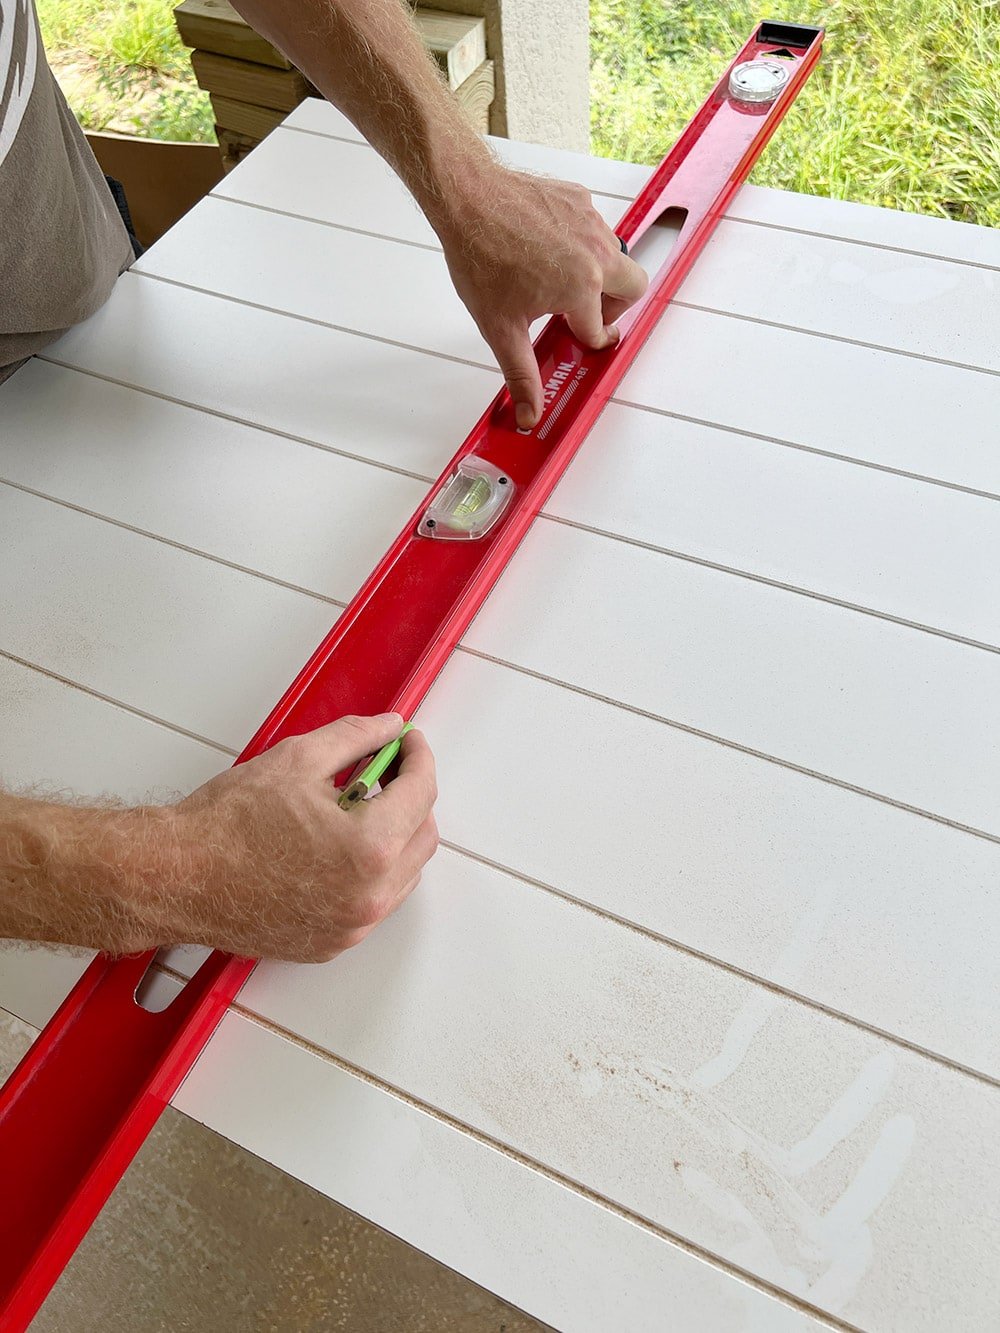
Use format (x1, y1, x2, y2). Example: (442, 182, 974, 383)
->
(0, 23, 822, 1328)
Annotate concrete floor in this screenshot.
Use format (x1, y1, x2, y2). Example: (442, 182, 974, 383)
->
(1, 1012, 544, 1332)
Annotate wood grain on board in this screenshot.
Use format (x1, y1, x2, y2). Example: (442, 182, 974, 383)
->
(190, 49, 313, 113)
(174, 0, 293, 68)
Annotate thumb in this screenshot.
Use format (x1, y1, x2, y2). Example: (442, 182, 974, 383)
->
(290, 713, 405, 780)
(489, 321, 543, 430)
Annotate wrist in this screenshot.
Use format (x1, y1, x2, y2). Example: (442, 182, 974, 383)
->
(414, 140, 499, 245)
(144, 799, 219, 945)
(84, 803, 185, 952)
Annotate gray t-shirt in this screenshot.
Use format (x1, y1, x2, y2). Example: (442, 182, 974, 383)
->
(1, 0, 131, 382)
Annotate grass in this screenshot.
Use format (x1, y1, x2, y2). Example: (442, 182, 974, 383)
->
(36, 0, 215, 142)
(591, 0, 1000, 226)
(36, 0, 187, 75)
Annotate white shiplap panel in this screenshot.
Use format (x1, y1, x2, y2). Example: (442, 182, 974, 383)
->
(616, 302, 1000, 497)
(0, 658, 861, 1333)
(0, 1002, 826, 1333)
(1, 486, 996, 1075)
(0, 952, 92, 1031)
(3, 461, 997, 827)
(282, 99, 1000, 271)
(3, 100, 996, 1333)
(0, 486, 334, 750)
(7, 360, 1000, 649)
(725, 187, 1000, 271)
(134, 197, 493, 364)
(281, 98, 656, 200)
(215, 128, 1000, 377)
(214, 130, 1000, 376)
(46, 269, 1000, 502)
(463, 520, 1000, 835)
(214, 128, 627, 245)
(213, 141, 1000, 378)
(0, 654, 223, 801)
(552, 402, 1000, 648)
(43, 273, 500, 482)
(490, 132, 651, 201)
(134, 192, 999, 380)
(677, 222, 999, 372)
(165, 847, 1000, 1332)
(0, 360, 426, 600)
(418, 651, 1000, 1081)
(6, 462, 997, 833)
(177, 1014, 830, 1333)
(0, 654, 994, 1329)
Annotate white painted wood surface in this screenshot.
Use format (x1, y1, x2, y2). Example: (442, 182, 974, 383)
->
(2, 97, 998, 1331)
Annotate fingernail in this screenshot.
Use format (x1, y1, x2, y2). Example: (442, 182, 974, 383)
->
(379, 711, 404, 727)
(606, 325, 620, 345)
(515, 402, 536, 430)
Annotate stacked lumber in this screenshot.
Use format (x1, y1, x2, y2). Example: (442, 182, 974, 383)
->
(174, 0, 494, 171)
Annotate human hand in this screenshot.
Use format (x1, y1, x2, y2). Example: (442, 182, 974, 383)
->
(166, 713, 438, 962)
(435, 162, 648, 429)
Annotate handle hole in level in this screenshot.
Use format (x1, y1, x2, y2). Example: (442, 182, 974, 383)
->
(134, 947, 192, 1013)
(626, 206, 688, 277)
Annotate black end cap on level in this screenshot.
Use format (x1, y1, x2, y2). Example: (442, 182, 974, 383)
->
(757, 21, 824, 48)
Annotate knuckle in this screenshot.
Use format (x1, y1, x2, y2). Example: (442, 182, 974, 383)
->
(347, 893, 388, 932)
(355, 834, 394, 880)
(337, 714, 370, 738)
(583, 258, 604, 290)
(503, 370, 536, 392)
(273, 733, 310, 764)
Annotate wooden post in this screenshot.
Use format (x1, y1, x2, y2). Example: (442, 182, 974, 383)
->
(403, 0, 590, 150)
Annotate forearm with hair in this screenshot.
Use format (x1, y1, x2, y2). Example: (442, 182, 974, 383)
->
(228, 0, 495, 235)
(0, 791, 183, 954)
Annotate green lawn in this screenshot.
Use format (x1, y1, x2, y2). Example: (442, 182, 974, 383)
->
(592, 0, 1000, 226)
(39, 0, 999, 227)
(36, 0, 214, 141)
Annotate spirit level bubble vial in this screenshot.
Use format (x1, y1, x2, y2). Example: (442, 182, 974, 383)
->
(419, 457, 514, 539)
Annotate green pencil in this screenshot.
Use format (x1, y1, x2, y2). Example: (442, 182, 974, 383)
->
(338, 723, 414, 811)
